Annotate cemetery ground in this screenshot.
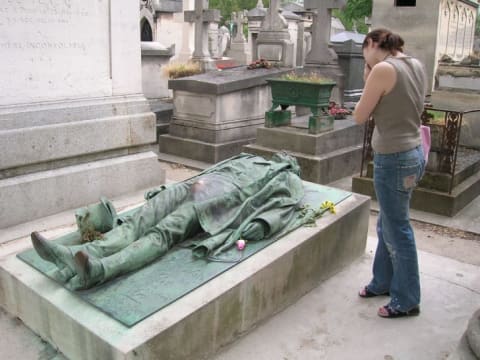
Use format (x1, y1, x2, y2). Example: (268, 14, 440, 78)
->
(0, 161, 479, 360)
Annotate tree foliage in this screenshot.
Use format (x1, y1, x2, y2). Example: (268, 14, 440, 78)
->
(209, 0, 270, 25)
(208, 0, 374, 34)
(333, 0, 372, 34)
(342, 0, 372, 21)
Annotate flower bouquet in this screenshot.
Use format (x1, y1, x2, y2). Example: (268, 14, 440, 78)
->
(247, 58, 272, 70)
(328, 101, 352, 119)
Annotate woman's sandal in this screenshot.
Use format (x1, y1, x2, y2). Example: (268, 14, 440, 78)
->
(378, 304, 420, 318)
(358, 286, 389, 298)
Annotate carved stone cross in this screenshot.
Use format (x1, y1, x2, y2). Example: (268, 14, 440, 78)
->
(304, 0, 346, 64)
(261, 0, 287, 31)
(232, 10, 247, 42)
(184, 0, 220, 60)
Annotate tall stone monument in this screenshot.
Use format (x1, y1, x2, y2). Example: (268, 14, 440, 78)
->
(281, 9, 304, 68)
(184, 0, 221, 70)
(0, 0, 164, 229)
(247, 0, 267, 61)
(256, 0, 294, 66)
(304, 0, 346, 105)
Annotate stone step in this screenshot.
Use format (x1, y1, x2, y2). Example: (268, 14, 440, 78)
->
(352, 168, 480, 217)
(0, 112, 157, 177)
(159, 134, 254, 164)
(0, 95, 152, 130)
(0, 152, 165, 229)
(244, 143, 363, 184)
(0, 191, 369, 360)
(364, 147, 480, 193)
(255, 119, 364, 156)
(148, 99, 173, 139)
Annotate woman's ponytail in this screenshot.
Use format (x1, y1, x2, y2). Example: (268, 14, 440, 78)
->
(363, 28, 405, 55)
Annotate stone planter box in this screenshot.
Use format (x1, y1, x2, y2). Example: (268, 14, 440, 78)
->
(267, 79, 336, 109)
(265, 79, 336, 134)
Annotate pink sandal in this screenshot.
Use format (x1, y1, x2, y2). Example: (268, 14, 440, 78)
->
(358, 286, 389, 298)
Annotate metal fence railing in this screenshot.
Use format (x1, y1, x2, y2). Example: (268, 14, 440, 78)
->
(359, 107, 480, 194)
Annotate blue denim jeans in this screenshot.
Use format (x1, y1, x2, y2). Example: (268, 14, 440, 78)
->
(367, 145, 425, 312)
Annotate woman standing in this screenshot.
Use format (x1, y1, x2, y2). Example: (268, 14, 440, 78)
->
(354, 28, 427, 318)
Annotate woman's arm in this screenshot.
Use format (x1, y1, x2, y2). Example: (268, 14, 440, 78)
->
(353, 62, 397, 124)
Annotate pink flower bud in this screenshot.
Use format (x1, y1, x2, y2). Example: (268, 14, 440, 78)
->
(236, 239, 246, 250)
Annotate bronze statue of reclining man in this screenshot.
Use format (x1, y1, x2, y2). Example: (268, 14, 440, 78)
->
(31, 152, 305, 290)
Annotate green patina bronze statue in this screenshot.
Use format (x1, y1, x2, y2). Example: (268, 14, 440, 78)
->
(31, 152, 309, 290)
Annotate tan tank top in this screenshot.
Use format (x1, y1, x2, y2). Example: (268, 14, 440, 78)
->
(371, 56, 427, 154)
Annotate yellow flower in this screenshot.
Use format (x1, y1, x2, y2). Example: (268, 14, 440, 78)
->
(320, 200, 336, 214)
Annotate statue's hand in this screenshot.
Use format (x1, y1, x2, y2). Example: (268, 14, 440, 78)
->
(241, 220, 268, 241)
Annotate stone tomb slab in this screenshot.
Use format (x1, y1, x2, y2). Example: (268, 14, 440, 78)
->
(159, 66, 291, 163)
(0, 187, 369, 360)
(16, 183, 351, 327)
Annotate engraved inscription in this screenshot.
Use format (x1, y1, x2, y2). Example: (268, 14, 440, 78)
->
(0, 1, 89, 27)
(0, 0, 111, 105)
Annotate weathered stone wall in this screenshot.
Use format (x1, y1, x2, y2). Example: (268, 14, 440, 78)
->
(0, 0, 164, 228)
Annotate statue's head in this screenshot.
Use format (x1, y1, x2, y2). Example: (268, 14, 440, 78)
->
(271, 152, 301, 176)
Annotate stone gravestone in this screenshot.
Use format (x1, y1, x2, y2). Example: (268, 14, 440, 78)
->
(226, 10, 251, 64)
(0, 0, 164, 229)
(184, 0, 221, 70)
(304, 0, 346, 105)
(256, 0, 294, 66)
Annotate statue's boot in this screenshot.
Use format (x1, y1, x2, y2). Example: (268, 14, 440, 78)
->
(74, 251, 105, 289)
(31, 231, 76, 274)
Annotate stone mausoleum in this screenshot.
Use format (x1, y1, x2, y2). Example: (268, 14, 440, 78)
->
(371, 0, 478, 92)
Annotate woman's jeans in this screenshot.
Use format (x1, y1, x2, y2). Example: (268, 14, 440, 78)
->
(368, 145, 425, 312)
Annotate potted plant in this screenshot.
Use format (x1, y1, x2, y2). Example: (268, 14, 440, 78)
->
(265, 72, 337, 134)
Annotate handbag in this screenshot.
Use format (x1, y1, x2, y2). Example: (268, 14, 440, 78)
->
(420, 125, 431, 163)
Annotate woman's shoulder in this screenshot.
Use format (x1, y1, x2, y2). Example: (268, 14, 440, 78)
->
(372, 61, 396, 77)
